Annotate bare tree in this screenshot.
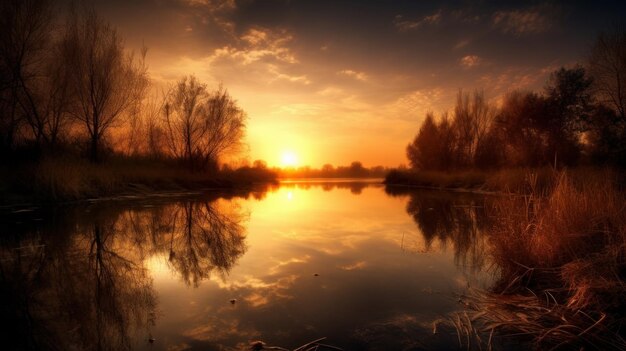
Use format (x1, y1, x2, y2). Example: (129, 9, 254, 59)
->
(39, 42, 74, 147)
(198, 86, 246, 170)
(588, 27, 626, 120)
(62, 8, 148, 162)
(164, 76, 207, 168)
(0, 0, 53, 151)
(164, 76, 245, 171)
(452, 90, 495, 167)
(143, 96, 167, 159)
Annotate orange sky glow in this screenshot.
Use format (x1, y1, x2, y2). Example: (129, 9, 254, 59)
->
(87, 0, 624, 167)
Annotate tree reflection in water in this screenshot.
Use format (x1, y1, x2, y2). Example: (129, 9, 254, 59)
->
(0, 196, 247, 350)
(280, 180, 372, 195)
(122, 200, 247, 286)
(385, 186, 494, 273)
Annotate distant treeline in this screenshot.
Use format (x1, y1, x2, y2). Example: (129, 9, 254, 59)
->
(265, 161, 390, 178)
(406, 28, 626, 171)
(0, 0, 247, 173)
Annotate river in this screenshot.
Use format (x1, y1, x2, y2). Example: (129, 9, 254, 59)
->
(0, 179, 497, 350)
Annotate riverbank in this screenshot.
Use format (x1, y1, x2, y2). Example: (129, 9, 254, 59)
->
(439, 170, 626, 349)
(0, 156, 278, 204)
(383, 167, 623, 195)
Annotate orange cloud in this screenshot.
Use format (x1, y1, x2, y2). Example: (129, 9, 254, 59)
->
(460, 55, 481, 68)
(338, 69, 368, 81)
(209, 28, 297, 65)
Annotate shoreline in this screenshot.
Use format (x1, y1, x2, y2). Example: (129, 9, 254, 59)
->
(0, 180, 279, 208)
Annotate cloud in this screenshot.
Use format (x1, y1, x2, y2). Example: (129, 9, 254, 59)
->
(386, 88, 449, 121)
(394, 10, 442, 32)
(340, 261, 367, 271)
(166, 26, 312, 88)
(268, 64, 311, 85)
(180, 0, 235, 9)
(179, 0, 237, 37)
(209, 27, 298, 65)
(492, 7, 553, 35)
(459, 55, 481, 68)
(182, 317, 260, 342)
(338, 69, 368, 81)
(272, 103, 326, 117)
(453, 39, 471, 50)
(477, 66, 550, 95)
(316, 87, 345, 97)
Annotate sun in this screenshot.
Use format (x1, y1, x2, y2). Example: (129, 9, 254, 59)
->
(280, 151, 299, 167)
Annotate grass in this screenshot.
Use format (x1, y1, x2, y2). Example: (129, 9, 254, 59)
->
(0, 155, 277, 203)
(384, 167, 620, 195)
(385, 168, 489, 190)
(450, 170, 626, 350)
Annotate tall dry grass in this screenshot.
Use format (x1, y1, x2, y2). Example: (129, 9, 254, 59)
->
(452, 170, 626, 350)
(2, 156, 277, 202)
(384, 167, 560, 194)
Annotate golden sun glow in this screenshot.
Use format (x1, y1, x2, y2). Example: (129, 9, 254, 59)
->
(280, 151, 299, 167)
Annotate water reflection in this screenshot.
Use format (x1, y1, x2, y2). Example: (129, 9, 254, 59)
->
(124, 201, 247, 286)
(280, 178, 382, 194)
(0, 182, 495, 350)
(385, 187, 494, 273)
(0, 195, 247, 350)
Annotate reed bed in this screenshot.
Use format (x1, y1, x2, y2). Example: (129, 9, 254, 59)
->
(1, 155, 277, 202)
(450, 170, 626, 350)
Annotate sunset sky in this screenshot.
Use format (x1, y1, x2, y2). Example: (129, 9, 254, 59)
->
(85, 0, 625, 167)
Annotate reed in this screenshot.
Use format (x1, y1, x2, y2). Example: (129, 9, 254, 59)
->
(451, 170, 626, 350)
(384, 167, 560, 194)
(2, 155, 278, 202)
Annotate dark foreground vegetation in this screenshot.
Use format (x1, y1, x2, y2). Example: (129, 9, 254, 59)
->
(0, 155, 277, 203)
(387, 169, 626, 349)
(448, 171, 626, 350)
(384, 27, 626, 350)
(0, 0, 277, 203)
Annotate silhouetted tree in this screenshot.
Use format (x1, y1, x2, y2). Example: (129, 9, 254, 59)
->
(542, 66, 594, 165)
(587, 27, 626, 167)
(349, 161, 367, 176)
(62, 8, 148, 162)
(0, 0, 53, 153)
(164, 76, 245, 171)
(586, 104, 626, 166)
(198, 87, 246, 170)
(253, 159, 267, 169)
(474, 127, 505, 169)
(494, 91, 550, 166)
(452, 90, 495, 167)
(545, 66, 594, 132)
(321, 163, 334, 175)
(37, 41, 74, 149)
(164, 75, 206, 167)
(407, 113, 442, 170)
(588, 27, 626, 120)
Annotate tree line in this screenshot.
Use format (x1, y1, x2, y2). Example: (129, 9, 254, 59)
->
(273, 161, 390, 178)
(407, 28, 626, 171)
(0, 0, 245, 171)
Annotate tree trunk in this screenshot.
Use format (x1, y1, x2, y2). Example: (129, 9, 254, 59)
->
(90, 134, 99, 163)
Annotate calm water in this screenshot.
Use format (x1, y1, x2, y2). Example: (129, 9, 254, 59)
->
(0, 180, 496, 350)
